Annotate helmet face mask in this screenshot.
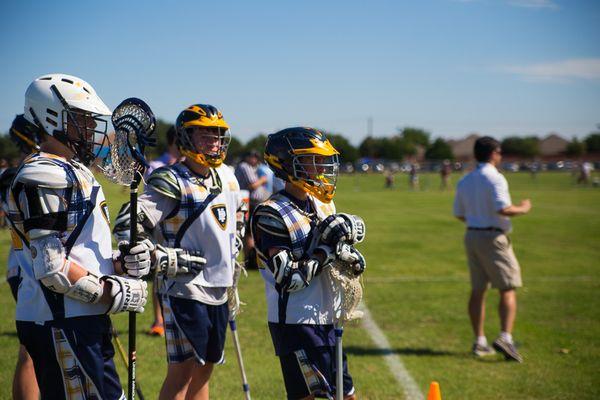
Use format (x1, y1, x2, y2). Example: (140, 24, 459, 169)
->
(176, 104, 230, 168)
(292, 153, 339, 202)
(63, 106, 110, 165)
(265, 127, 340, 203)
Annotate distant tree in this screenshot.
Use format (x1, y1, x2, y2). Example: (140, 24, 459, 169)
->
(244, 134, 269, 154)
(501, 136, 540, 158)
(584, 133, 600, 152)
(151, 119, 174, 158)
(425, 138, 454, 160)
(225, 136, 244, 162)
(0, 134, 20, 162)
(565, 137, 586, 157)
(359, 136, 380, 158)
(398, 127, 430, 148)
(326, 133, 358, 162)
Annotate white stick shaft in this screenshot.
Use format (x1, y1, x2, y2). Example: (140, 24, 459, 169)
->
(335, 325, 344, 400)
(229, 320, 251, 400)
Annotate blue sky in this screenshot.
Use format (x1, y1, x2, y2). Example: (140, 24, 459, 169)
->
(0, 0, 598, 144)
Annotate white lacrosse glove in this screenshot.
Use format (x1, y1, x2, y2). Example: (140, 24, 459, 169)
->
(336, 243, 367, 276)
(102, 275, 148, 314)
(154, 244, 207, 278)
(233, 235, 243, 257)
(318, 213, 366, 246)
(113, 238, 155, 278)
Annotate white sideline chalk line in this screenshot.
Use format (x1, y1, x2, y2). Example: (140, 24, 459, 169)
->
(364, 275, 596, 284)
(360, 303, 424, 400)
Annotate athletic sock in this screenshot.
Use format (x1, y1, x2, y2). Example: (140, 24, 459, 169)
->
(475, 336, 488, 347)
(499, 331, 513, 343)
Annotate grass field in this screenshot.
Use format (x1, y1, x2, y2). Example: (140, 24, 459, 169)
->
(0, 171, 598, 399)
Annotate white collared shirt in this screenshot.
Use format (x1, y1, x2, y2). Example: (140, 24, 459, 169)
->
(453, 163, 513, 232)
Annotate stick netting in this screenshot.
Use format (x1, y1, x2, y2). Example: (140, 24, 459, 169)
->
(329, 260, 363, 323)
(101, 101, 155, 185)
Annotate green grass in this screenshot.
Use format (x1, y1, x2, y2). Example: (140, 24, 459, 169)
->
(0, 171, 598, 399)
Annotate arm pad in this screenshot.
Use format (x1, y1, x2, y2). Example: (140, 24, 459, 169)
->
(31, 234, 104, 303)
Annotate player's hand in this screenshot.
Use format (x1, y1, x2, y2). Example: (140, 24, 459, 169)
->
(520, 199, 532, 213)
(102, 275, 148, 314)
(318, 213, 366, 246)
(154, 244, 207, 277)
(114, 238, 154, 278)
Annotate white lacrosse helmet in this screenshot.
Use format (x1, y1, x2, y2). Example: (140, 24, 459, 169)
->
(24, 73, 112, 165)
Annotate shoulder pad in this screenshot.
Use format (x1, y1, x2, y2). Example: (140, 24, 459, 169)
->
(146, 166, 180, 199)
(16, 161, 70, 189)
(216, 164, 240, 191)
(253, 206, 288, 238)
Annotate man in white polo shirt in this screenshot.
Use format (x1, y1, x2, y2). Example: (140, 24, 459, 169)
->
(454, 136, 531, 362)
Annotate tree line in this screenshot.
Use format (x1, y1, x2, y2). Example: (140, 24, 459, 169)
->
(1, 120, 599, 164)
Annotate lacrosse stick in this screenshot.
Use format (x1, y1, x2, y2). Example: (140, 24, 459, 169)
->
(228, 261, 251, 400)
(112, 327, 146, 400)
(103, 98, 156, 400)
(329, 260, 363, 400)
(306, 226, 364, 400)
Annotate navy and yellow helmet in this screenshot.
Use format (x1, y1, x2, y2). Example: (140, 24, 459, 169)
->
(265, 127, 340, 203)
(9, 114, 40, 154)
(175, 104, 231, 168)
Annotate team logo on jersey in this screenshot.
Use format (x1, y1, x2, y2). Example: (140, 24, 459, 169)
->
(210, 204, 228, 230)
(100, 201, 110, 226)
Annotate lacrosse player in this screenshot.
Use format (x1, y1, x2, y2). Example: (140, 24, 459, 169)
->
(7, 74, 151, 400)
(1, 114, 40, 400)
(112, 104, 245, 400)
(251, 127, 366, 400)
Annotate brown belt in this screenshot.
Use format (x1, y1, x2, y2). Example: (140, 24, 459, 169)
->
(467, 227, 504, 233)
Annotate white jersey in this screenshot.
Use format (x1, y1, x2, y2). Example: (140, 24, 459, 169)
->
(8, 153, 114, 322)
(141, 162, 242, 303)
(254, 192, 339, 325)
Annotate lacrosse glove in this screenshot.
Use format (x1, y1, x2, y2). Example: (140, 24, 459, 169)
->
(318, 213, 366, 246)
(154, 244, 207, 278)
(102, 275, 148, 314)
(113, 238, 155, 278)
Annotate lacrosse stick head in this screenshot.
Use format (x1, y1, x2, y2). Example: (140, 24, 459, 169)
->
(100, 98, 156, 185)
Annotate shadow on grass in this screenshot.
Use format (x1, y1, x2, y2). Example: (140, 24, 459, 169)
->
(344, 345, 455, 357)
(0, 330, 18, 338)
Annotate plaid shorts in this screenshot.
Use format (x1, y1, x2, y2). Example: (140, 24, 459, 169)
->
(17, 315, 125, 400)
(162, 294, 228, 365)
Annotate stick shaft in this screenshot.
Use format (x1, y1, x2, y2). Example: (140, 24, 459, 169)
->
(229, 320, 251, 400)
(113, 327, 146, 400)
(128, 179, 140, 400)
(335, 325, 344, 400)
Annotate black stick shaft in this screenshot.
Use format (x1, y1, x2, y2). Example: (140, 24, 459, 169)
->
(113, 327, 146, 400)
(128, 175, 141, 400)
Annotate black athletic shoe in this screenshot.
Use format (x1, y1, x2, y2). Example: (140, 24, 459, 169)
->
(493, 338, 523, 362)
(472, 343, 496, 357)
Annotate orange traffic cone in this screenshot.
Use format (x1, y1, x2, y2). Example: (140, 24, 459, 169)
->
(427, 381, 441, 400)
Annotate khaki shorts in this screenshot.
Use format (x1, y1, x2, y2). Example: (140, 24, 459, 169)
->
(464, 230, 522, 291)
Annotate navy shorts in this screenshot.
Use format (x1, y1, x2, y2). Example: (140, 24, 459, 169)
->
(279, 346, 354, 399)
(16, 315, 124, 400)
(163, 295, 229, 365)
